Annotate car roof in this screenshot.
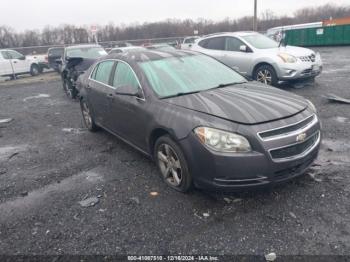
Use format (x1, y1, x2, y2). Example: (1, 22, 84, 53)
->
(65, 44, 102, 50)
(103, 49, 199, 63)
(110, 46, 144, 51)
(203, 31, 258, 38)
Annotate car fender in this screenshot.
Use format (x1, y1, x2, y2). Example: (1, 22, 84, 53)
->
(250, 57, 280, 77)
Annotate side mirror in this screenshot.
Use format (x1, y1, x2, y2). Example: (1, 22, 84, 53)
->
(55, 59, 62, 65)
(115, 85, 143, 98)
(239, 45, 247, 52)
(19, 55, 26, 60)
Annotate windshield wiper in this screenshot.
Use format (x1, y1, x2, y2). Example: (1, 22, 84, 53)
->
(206, 81, 247, 91)
(160, 90, 201, 99)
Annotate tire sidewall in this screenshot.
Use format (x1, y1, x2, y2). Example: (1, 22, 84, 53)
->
(80, 99, 98, 132)
(154, 135, 192, 192)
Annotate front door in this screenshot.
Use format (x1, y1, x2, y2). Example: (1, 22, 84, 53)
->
(221, 37, 254, 76)
(108, 61, 148, 150)
(0, 51, 13, 76)
(7, 50, 28, 73)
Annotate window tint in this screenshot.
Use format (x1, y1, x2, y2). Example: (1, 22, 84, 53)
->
(112, 62, 139, 90)
(198, 39, 208, 48)
(225, 37, 245, 51)
(49, 48, 63, 56)
(8, 50, 24, 59)
(205, 37, 225, 50)
(92, 61, 114, 84)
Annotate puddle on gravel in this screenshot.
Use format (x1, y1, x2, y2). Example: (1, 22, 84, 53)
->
(0, 169, 105, 222)
(0, 145, 28, 161)
(62, 128, 87, 134)
(23, 94, 50, 102)
(333, 116, 349, 124)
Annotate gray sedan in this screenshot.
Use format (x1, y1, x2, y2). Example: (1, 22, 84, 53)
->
(77, 49, 321, 192)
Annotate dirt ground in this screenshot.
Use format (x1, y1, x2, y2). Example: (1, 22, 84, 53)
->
(0, 47, 349, 258)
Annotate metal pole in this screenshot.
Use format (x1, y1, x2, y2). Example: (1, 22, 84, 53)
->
(253, 0, 258, 31)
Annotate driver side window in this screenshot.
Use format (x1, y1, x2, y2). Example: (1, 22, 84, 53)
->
(8, 50, 24, 59)
(225, 37, 245, 52)
(112, 62, 139, 91)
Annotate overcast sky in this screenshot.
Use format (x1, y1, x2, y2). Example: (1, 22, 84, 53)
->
(2, 0, 350, 31)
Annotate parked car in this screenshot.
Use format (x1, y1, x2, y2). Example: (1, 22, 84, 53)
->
(190, 32, 323, 86)
(180, 36, 199, 50)
(77, 49, 321, 192)
(108, 46, 145, 55)
(47, 47, 64, 72)
(144, 44, 176, 52)
(0, 49, 42, 78)
(60, 44, 107, 99)
(26, 52, 50, 73)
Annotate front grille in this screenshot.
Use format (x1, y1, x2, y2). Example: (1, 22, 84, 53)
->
(259, 115, 315, 140)
(299, 54, 316, 62)
(270, 131, 320, 160)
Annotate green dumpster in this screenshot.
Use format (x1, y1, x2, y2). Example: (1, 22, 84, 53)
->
(284, 24, 350, 47)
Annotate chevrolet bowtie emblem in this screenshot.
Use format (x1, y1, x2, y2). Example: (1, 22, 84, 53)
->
(296, 132, 307, 142)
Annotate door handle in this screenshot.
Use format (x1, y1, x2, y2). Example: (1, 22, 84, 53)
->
(107, 93, 114, 99)
(13, 61, 17, 64)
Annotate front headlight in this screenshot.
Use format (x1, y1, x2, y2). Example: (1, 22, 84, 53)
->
(278, 53, 297, 63)
(194, 127, 251, 153)
(306, 99, 317, 113)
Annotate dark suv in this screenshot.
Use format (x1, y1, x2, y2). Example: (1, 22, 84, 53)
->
(47, 47, 64, 72)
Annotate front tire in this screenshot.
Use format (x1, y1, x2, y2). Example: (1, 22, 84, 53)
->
(154, 135, 192, 192)
(254, 64, 278, 86)
(80, 99, 99, 132)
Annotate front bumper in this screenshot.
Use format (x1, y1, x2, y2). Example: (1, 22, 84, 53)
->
(275, 53, 323, 81)
(179, 113, 321, 191)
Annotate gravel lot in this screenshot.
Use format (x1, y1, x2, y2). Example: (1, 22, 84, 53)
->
(0, 47, 349, 258)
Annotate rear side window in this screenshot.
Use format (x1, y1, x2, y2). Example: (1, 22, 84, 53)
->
(203, 37, 225, 50)
(92, 60, 114, 85)
(49, 48, 63, 56)
(112, 62, 139, 90)
(225, 37, 245, 51)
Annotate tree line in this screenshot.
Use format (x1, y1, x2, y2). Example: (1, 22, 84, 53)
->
(0, 3, 349, 48)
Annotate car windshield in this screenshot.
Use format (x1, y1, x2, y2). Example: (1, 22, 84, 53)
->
(242, 34, 279, 49)
(139, 54, 247, 98)
(66, 47, 107, 59)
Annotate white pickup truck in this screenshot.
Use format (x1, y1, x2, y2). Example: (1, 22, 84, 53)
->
(0, 49, 42, 78)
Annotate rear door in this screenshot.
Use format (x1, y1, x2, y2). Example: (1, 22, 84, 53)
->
(86, 60, 116, 127)
(108, 61, 148, 149)
(0, 51, 13, 76)
(197, 37, 225, 61)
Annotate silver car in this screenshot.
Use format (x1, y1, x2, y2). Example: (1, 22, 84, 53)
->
(191, 31, 323, 85)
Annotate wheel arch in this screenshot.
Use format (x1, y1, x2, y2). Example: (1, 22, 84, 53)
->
(149, 128, 174, 157)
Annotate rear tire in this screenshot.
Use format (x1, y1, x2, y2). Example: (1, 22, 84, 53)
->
(30, 64, 40, 76)
(254, 64, 278, 86)
(154, 135, 193, 193)
(80, 99, 99, 132)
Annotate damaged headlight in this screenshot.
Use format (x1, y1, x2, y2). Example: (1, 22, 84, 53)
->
(194, 127, 251, 153)
(278, 53, 297, 63)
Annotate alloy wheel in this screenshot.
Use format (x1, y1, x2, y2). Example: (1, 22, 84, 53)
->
(157, 144, 183, 187)
(256, 69, 272, 85)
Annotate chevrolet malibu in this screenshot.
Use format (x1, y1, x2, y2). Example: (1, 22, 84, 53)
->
(77, 50, 321, 192)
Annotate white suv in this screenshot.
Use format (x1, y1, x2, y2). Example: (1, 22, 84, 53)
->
(0, 49, 42, 79)
(190, 32, 323, 85)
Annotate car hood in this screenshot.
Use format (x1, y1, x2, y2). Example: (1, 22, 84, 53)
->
(264, 45, 315, 57)
(164, 83, 308, 125)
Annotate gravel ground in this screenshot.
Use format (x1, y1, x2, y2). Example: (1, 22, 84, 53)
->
(0, 47, 349, 258)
